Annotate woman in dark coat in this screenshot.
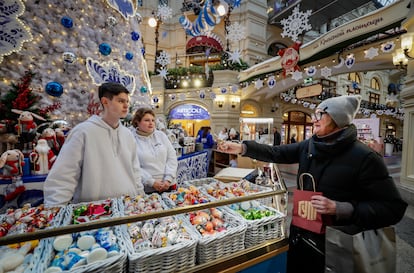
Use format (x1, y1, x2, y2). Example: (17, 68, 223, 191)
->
(218, 95, 407, 273)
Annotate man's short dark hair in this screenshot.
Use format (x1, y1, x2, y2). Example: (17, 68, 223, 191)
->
(98, 82, 129, 100)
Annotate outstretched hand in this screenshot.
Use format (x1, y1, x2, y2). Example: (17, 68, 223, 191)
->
(217, 141, 243, 155)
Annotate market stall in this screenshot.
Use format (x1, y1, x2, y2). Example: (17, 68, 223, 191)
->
(0, 164, 289, 273)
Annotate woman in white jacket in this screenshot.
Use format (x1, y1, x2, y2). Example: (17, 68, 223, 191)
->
(130, 108, 178, 193)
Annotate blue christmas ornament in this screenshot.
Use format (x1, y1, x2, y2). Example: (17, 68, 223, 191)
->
(153, 96, 159, 103)
(220, 87, 227, 94)
(61, 16, 74, 28)
(45, 82, 64, 97)
(131, 31, 140, 41)
(125, 52, 134, 60)
(99, 43, 112, 56)
(141, 47, 145, 56)
(140, 86, 147, 93)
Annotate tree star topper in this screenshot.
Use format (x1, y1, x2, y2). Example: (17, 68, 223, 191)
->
(280, 5, 312, 42)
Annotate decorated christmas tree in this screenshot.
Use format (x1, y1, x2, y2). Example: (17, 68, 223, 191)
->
(0, 0, 151, 126)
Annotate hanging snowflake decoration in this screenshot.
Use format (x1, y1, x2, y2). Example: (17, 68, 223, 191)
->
(255, 79, 264, 90)
(227, 22, 247, 42)
(280, 5, 312, 42)
(210, 92, 216, 99)
(157, 67, 169, 80)
(320, 66, 332, 78)
(157, 5, 173, 21)
(156, 51, 171, 67)
(364, 47, 379, 59)
(227, 49, 242, 65)
(291, 70, 303, 81)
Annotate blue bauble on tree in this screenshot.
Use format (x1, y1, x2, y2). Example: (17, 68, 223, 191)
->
(61, 16, 74, 28)
(45, 82, 64, 97)
(99, 43, 112, 56)
(125, 52, 134, 60)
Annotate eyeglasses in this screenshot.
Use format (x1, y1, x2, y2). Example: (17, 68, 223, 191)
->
(311, 111, 327, 121)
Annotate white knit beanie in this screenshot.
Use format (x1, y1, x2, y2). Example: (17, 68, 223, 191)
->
(317, 95, 362, 128)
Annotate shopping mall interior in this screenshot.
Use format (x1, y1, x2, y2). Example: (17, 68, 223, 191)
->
(1, 0, 414, 272)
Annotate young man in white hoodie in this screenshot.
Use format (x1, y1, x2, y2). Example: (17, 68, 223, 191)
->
(44, 82, 145, 206)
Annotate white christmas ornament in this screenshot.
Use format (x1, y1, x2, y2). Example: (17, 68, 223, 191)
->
(157, 67, 169, 80)
(157, 5, 173, 21)
(291, 70, 303, 81)
(0, 0, 33, 64)
(227, 22, 246, 42)
(320, 66, 332, 78)
(86, 57, 136, 93)
(227, 49, 242, 65)
(280, 5, 312, 42)
(255, 79, 264, 90)
(156, 51, 171, 67)
(364, 47, 379, 59)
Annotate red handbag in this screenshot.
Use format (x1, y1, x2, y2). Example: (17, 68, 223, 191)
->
(291, 173, 328, 234)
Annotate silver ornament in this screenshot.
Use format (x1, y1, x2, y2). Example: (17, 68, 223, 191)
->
(62, 51, 76, 64)
(107, 16, 117, 28)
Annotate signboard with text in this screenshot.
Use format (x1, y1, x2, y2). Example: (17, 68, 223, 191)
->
(169, 104, 210, 120)
(296, 84, 322, 99)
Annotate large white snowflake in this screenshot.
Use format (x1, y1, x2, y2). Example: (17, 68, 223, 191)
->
(227, 49, 242, 65)
(156, 51, 171, 67)
(157, 67, 169, 80)
(157, 5, 173, 21)
(227, 22, 246, 42)
(280, 5, 312, 42)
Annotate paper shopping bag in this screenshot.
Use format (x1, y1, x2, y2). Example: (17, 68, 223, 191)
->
(325, 226, 396, 273)
(291, 172, 327, 234)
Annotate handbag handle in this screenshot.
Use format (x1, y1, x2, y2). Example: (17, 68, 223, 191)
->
(299, 172, 316, 191)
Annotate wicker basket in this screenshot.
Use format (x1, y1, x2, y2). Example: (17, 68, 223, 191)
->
(192, 207, 247, 264)
(124, 218, 198, 273)
(229, 205, 286, 248)
(36, 198, 128, 273)
(189, 178, 274, 207)
(0, 204, 65, 273)
(118, 193, 198, 273)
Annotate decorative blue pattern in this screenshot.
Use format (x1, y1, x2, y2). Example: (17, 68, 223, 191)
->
(0, 0, 32, 63)
(106, 0, 135, 19)
(177, 151, 208, 184)
(85, 57, 136, 92)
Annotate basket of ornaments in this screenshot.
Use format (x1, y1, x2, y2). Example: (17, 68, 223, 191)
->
(227, 200, 286, 248)
(118, 193, 198, 273)
(0, 203, 65, 273)
(37, 198, 129, 273)
(162, 185, 246, 264)
(192, 178, 274, 207)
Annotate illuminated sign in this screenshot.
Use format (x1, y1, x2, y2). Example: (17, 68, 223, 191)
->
(169, 104, 210, 120)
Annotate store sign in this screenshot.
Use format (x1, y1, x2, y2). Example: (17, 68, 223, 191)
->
(169, 104, 210, 120)
(296, 84, 322, 99)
